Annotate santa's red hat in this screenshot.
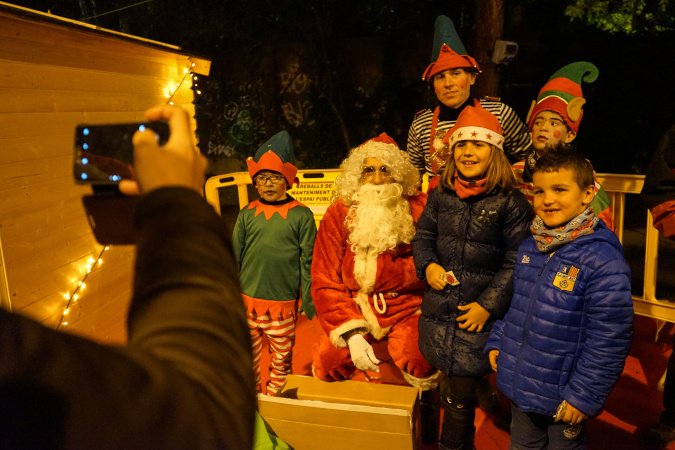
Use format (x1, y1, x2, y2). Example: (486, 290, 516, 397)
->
(358, 132, 399, 148)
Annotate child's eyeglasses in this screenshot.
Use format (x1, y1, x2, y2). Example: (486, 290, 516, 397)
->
(361, 165, 393, 181)
(254, 173, 285, 185)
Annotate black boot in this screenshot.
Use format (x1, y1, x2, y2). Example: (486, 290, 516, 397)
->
(476, 375, 511, 431)
(643, 421, 675, 449)
(440, 396, 476, 450)
(475, 375, 500, 414)
(420, 387, 441, 444)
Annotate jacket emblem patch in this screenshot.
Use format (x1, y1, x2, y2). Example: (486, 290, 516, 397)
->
(521, 254, 530, 264)
(563, 424, 583, 439)
(553, 264, 579, 292)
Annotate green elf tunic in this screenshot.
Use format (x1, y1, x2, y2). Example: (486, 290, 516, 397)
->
(233, 195, 317, 320)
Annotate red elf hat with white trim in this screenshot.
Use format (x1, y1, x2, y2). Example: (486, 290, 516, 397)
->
(443, 99, 504, 151)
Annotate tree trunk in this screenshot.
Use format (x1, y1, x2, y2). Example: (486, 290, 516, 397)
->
(473, 0, 505, 99)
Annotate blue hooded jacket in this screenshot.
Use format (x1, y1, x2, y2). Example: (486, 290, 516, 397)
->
(485, 222, 633, 417)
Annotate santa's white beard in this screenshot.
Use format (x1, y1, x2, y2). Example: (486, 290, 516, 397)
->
(346, 183, 415, 257)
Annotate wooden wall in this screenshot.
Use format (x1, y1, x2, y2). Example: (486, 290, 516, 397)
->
(0, 3, 211, 344)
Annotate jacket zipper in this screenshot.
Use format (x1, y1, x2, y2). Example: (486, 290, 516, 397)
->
(512, 252, 553, 400)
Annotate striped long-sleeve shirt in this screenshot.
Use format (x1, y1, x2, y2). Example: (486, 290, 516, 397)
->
(407, 99, 532, 177)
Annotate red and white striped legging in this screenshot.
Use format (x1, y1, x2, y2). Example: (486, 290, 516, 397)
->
(248, 310, 296, 395)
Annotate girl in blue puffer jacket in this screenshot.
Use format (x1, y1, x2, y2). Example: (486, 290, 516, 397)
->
(412, 100, 533, 450)
(485, 147, 633, 449)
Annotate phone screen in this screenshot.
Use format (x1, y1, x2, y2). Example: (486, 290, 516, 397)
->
(73, 122, 170, 184)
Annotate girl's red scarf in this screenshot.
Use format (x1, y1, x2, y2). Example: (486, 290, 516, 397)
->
(453, 171, 487, 199)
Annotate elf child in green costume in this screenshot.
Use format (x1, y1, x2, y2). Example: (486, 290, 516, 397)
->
(233, 131, 317, 395)
(512, 61, 615, 230)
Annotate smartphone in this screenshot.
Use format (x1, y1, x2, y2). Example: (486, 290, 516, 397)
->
(73, 121, 170, 184)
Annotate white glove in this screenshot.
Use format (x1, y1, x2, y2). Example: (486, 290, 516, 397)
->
(347, 334, 380, 372)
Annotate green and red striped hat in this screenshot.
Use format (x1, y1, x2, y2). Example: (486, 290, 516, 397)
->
(526, 61, 599, 133)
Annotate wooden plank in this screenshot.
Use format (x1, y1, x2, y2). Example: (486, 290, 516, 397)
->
(0, 107, 199, 142)
(0, 11, 202, 64)
(0, 134, 74, 164)
(20, 264, 132, 337)
(0, 41, 181, 80)
(59, 294, 131, 343)
(0, 87, 171, 115)
(35, 260, 133, 335)
(0, 111, 148, 140)
(0, 61, 188, 97)
(9, 247, 133, 312)
(2, 219, 100, 270)
(0, 177, 83, 216)
(0, 18, 187, 78)
(0, 154, 73, 190)
(0, 5, 182, 53)
(56, 269, 133, 327)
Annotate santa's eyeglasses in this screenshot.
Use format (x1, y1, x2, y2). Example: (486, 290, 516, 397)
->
(254, 173, 285, 185)
(361, 165, 393, 181)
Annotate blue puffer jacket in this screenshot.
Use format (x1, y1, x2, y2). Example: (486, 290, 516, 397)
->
(412, 187, 533, 377)
(485, 222, 633, 417)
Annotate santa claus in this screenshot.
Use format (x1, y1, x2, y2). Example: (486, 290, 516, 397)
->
(311, 133, 441, 390)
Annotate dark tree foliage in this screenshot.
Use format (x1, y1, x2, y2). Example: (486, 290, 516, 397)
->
(7, 0, 675, 174)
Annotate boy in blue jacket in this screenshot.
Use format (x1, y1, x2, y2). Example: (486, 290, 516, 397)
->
(485, 145, 633, 449)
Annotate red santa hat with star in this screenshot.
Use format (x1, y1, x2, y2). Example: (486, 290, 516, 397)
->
(443, 99, 504, 151)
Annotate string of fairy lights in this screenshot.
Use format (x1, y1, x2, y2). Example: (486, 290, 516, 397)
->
(57, 61, 201, 330)
(57, 247, 107, 330)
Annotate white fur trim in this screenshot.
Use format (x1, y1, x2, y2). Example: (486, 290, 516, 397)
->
(448, 125, 504, 151)
(354, 292, 391, 341)
(329, 319, 370, 348)
(353, 248, 376, 292)
(352, 250, 392, 340)
(401, 369, 443, 390)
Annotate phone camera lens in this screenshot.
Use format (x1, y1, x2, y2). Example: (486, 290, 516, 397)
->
(81, 173, 88, 180)
(81, 158, 89, 165)
(138, 125, 146, 132)
(83, 128, 89, 136)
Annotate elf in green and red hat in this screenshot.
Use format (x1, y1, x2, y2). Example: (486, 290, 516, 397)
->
(232, 130, 317, 395)
(407, 15, 532, 191)
(513, 61, 615, 231)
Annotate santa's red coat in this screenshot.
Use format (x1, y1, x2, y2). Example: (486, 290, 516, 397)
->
(311, 193, 428, 348)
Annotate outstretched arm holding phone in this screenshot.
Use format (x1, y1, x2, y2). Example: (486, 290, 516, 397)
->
(0, 105, 255, 449)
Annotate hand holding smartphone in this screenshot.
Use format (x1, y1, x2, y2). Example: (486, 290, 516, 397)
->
(74, 106, 206, 245)
(74, 121, 169, 245)
(74, 122, 170, 185)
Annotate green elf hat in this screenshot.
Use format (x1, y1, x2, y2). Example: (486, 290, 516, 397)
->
(422, 15, 480, 81)
(246, 130, 299, 188)
(526, 61, 599, 133)
(443, 99, 504, 151)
